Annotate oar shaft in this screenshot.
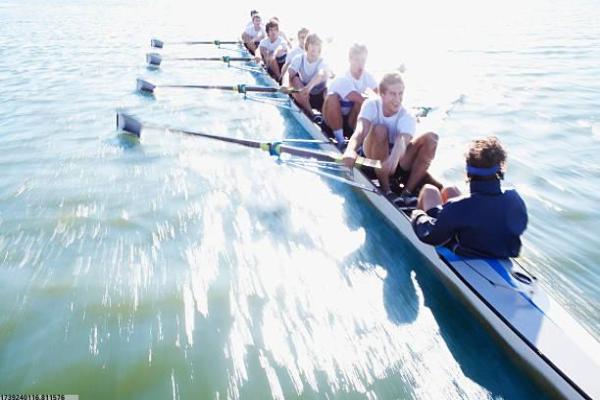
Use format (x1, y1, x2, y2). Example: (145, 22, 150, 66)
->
(137, 79, 296, 95)
(184, 41, 240, 45)
(168, 127, 263, 149)
(160, 84, 239, 91)
(116, 113, 381, 170)
(161, 84, 276, 92)
(174, 57, 251, 62)
(151, 38, 240, 48)
(277, 144, 337, 162)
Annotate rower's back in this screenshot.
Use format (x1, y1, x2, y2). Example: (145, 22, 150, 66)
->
(437, 179, 527, 258)
(412, 136, 528, 259)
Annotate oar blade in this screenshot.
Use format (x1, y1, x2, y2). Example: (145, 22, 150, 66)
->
(151, 38, 164, 48)
(146, 52, 162, 66)
(116, 113, 142, 138)
(136, 78, 156, 94)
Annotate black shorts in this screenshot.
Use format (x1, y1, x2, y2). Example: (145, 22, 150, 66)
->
(342, 113, 353, 136)
(243, 41, 260, 55)
(309, 91, 325, 111)
(359, 160, 410, 186)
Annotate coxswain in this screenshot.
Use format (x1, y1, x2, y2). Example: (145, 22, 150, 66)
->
(411, 136, 528, 258)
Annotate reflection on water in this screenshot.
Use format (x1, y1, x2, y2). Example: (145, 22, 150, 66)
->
(0, 0, 598, 398)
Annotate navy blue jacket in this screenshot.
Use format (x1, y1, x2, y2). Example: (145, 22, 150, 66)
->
(411, 179, 528, 258)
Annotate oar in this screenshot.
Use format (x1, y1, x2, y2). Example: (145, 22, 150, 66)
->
(151, 38, 240, 48)
(136, 78, 298, 95)
(146, 53, 251, 67)
(116, 112, 381, 170)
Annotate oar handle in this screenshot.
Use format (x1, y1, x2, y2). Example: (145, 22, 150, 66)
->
(274, 144, 382, 169)
(354, 156, 382, 169)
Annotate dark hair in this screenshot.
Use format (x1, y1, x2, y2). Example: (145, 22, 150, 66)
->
(250, 10, 259, 17)
(265, 20, 279, 34)
(466, 136, 507, 179)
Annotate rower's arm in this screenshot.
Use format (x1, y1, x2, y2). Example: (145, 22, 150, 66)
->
(305, 68, 328, 93)
(257, 46, 269, 63)
(280, 62, 291, 81)
(385, 133, 410, 171)
(344, 118, 371, 155)
(411, 204, 460, 246)
(287, 67, 296, 81)
(345, 91, 365, 103)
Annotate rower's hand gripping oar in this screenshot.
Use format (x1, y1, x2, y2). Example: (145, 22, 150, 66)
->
(146, 53, 251, 67)
(116, 113, 381, 170)
(150, 38, 240, 48)
(136, 78, 299, 95)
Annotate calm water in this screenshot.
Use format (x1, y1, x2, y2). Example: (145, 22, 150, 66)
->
(1, 0, 599, 398)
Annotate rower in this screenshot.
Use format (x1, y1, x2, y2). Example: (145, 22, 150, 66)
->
(241, 14, 265, 55)
(280, 27, 309, 85)
(268, 16, 292, 47)
(287, 33, 329, 121)
(411, 136, 528, 258)
(256, 20, 288, 83)
(245, 10, 259, 29)
(323, 44, 378, 149)
(341, 72, 442, 205)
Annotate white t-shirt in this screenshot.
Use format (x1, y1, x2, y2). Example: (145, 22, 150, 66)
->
(358, 98, 416, 144)
(288, 54, 328, 92)
(328, 70, 378, 115)
(285, 46, 304, 65)
(258, 36, 287, 57)
(244, 25, 265, 41)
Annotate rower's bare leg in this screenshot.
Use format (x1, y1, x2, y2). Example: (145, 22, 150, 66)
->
(417, 184, 461, 211)
(417, 184, 443, 211)
(347, 97, 364, 131)
(246, 41, 258, 55)
(364, 124, 392, 192)
(419, 173, 444, 191)
(323, 94, 343, 131)
(290, 76, 314, 117)
(399, 131, 439, 193)
(268, 58, 281, 81)
(441, 186, 461, 203)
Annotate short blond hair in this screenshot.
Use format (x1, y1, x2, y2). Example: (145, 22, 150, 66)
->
(379, 72, 404, 94)
(349, 43, 368, 58)
(304, 33, 322, 51)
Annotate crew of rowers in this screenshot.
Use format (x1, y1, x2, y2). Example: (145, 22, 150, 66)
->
(242, 11, 528, 259)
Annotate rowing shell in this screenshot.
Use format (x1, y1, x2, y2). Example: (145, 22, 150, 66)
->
(230, 45, 600, 399)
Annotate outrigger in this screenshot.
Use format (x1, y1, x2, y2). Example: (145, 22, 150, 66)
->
(119, 37, 600, 400)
